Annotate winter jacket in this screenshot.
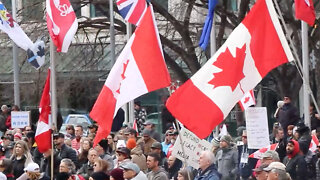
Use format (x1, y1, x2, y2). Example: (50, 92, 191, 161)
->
(131, 171, 148, 180)
(146, 167, 169, 180)
(277, 103, 299, 134)
(40, 153, 61, 179)
(237, 145, 258, 179)
(283, 140, 307, 180)
(11, 156, 26, 179)
(137, 137, 157, 156)
(194, 164, 221, 180)
(77, 162, 94, 180)
(57, 144, 78, 168)
(216, 147, 238, 180)
(131, 146, 147, 172)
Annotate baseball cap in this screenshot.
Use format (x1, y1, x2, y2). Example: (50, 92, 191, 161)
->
(261, 150, 280, 161)
(24, 162, 40, 172)
(263, 162, 286, 172)
(88, 124, 98, 129)
(143, 120, 154, 126)
(116, 147, 131, 157)
(253, 164, 268, 172)
(124, 128, 137, 135)
(121, 162, 140, 174)
(151, 142, 162, 149)
(53, 132, 64, 139)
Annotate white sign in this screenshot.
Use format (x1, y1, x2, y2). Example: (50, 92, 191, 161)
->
(11, 111, 30, 128)
(245, 107, 270, 149)
(171, 128, 213, 169)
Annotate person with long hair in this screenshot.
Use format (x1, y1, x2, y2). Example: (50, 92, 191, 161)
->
(177, 168, 194, 180)
(78, 138, 92, 165)
(93, 159, 109, 174)
(106, 134, 116, 155)
(17, 162, 49, 180)
(10, 140, 33, 178)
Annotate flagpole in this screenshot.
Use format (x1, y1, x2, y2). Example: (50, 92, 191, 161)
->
(109, 0, 115, 65)
(12, 0, 20, 107)
(126, 22, 135, 126)
(49, 40, 57, 180)
(302, 21, 310, 127)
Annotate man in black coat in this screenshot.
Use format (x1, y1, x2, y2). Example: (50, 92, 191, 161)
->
(53, 133, 78, 169)
(276, 96, 299, 137)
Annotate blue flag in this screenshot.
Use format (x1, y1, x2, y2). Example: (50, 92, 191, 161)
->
(199, 0, 218, 50)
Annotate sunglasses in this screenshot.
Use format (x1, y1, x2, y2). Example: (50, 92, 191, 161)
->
(66, 128, 72, 130)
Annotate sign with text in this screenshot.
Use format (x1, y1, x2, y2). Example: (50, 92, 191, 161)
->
(172, 128, 213, 169)
(11, 111, 30, 128)
(245, 107, 270, 149)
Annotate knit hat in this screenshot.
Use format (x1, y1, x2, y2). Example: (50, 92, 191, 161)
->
(14, 133, 22, 140)
(90, 172, 110, 180)
(220, 135, 232, 145)
(211, 137, 220, 147)
(126, 138, 137, 149)
(110, 168, 124, 180)
(98, 139, 109, 152)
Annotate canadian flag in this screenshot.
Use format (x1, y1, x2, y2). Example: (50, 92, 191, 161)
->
(166, 0, 294, 139)
(238, 89, 256, 111)
(309, 135, 319, 152)
(90, 5, 171, 146)
(35, 69, 52, 153)
(46, 0, 78, 52)
(295, 0, 315, 26)
(249, 143, 278, 159)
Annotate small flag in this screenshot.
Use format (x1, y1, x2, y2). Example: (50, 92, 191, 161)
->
(295, 0, 315, 26)
(199, 0, 218, 50)
(46, 0, 78, 52)
(116, 0, 147, 25)
(238, 90, 256, 111)
(249, 143, 278, 159)
(35, 69, 52, 153)
(309, 135, 319, 152)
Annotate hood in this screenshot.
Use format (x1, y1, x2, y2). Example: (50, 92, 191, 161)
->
(132, 171, 148, 180)
(154, 167, 169, 176)
(287, 139, 300, 158)
(131, 145, 143, 155)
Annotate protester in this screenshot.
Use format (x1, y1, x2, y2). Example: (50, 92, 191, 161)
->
(40, 149, 61, 179)
(134, 100, 147, 133)
(271, 127, 287, 162)
(143, 121, 161, 142)
(78, 138, 92, 165)
(53, 133, 78, 168)
(65, 125, 75, 140)
(88, 124, 98, 135)
(89, 172, 110, 180)
(137, 129, 157, 156)
(95, 139, 114, 170)
(276, 96, 299, 136)
(263, 162, 291, 180)
(10, 140, 34, 178)
(310, 103, 320, 131)
(177, 169, 194, 180)
(72, 125, 84, 151)
(121, 162, 148, 180)
(0, 158, 14, 180)
(161, 130, 172, 155)
(114, 147, 131, 168)
(211, 137, 220, 156)
(110, 168, 124, 180)
(146, 152, 169, 180)
(260, 150, 280, 165)
(193, 150, 220, 180)
(59, 158, 85, 180)
(106, 134, 116, 155)
(165, 155, 182, 180)
(17, 162, 49, 180)
(150, 142, 167, 167)
(93, 159, 109, 174)
(252, 164, 268, 180)
(237, 130, 258, 180)
(1, 105, 11, 130)
(215, 135, 238, 180)
(77, 149, 98, 180)
(282, 140, 307, 179)
(127, 138, 147, 172)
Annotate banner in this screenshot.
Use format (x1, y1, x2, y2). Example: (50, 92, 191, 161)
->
(171, 128, 213, 169)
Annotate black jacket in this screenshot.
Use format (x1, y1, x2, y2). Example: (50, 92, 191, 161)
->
(57, 144, 78, 168)
(283, 154, 307, 180)
(11, 155, 26, 178)
(237, 145, 258, 178)
(77, 162, 94, 180)
(40, 152, 61, 178)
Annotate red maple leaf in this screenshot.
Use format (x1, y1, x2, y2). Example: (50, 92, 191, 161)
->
(244, 97, 250, 103)
(208, 44, 247, 92)
(116, 59, 129, 94)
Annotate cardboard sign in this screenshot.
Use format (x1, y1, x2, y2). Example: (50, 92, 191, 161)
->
(11, 111, 30, 128)
(245, 107, 270, 149)
(171, 128, 213, 169)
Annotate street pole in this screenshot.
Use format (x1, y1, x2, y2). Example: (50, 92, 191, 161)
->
(302, 22, 310, 127)
(126, 22, 135, 126)
(12, 0, 20, 107)
(50, 40, 57, 130)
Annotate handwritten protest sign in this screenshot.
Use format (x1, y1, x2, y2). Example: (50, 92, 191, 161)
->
(245, 107, 270, 149)
(11, 111, 30, 128)
(172, 128, 213, 169)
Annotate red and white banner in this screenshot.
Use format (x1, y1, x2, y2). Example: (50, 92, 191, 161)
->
(35, 69, 52, 153)
(239, 89, 256, 111)
(90, 5, 171, 146)
(295, 0, 315, 26)
(46, 0, 78, 52)
(166, 0, 294, 139)
(249, 143, 278, 159)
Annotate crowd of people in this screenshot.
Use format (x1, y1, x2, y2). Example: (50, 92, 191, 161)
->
(0, 95, 319, 180)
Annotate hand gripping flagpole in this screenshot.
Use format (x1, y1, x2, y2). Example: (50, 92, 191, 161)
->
(272, 0, 320, 120)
